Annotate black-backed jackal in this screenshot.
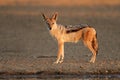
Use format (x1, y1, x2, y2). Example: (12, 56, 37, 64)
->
(42, 12, 98, 64)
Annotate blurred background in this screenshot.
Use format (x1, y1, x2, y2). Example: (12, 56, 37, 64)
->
(0, 0, 120, 61)
(0, 0, 120, 6)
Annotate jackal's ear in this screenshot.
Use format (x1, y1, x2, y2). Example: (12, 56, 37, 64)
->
(52, 12, 58, 20)
(42, 13, 48, 20)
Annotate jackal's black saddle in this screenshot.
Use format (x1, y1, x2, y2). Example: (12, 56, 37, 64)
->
(65, 24, 89, 33)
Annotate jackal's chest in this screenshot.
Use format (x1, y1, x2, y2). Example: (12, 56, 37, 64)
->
(50, 29, 63, 40)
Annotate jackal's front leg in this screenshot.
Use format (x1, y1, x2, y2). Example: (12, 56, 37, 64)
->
(54, 41, 64, 64)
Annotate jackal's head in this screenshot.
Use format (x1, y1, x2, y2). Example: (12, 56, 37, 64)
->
(42, 12, 58, 30)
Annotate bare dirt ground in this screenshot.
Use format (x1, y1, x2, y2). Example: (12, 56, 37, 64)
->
(0, 5, 120, 79)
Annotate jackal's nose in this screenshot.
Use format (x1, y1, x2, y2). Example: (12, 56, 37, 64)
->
(47, 24, 51, 30)
(48, 27, 51, 30)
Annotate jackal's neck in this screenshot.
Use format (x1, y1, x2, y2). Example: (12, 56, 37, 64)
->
(50, 24, 65, 39)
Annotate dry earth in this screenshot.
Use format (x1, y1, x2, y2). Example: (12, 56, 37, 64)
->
(0, 5, 120, 78)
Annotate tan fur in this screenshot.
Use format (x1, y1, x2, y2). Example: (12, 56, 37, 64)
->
(42, 12, 98, 64)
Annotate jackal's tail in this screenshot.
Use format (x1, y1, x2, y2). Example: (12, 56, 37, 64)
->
(92, 33, 98, 55)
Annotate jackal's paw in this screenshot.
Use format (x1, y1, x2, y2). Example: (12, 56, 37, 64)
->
(59, 60, 64, 63)
(89, 59, 95, 63)
(53, 60, 63, 64)
(53, 61, 59, 64)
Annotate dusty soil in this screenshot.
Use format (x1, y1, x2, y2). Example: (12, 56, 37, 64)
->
(0, 5, 120, 77)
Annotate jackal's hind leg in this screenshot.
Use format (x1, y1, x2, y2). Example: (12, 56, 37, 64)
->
(84, 41, 96, 63)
